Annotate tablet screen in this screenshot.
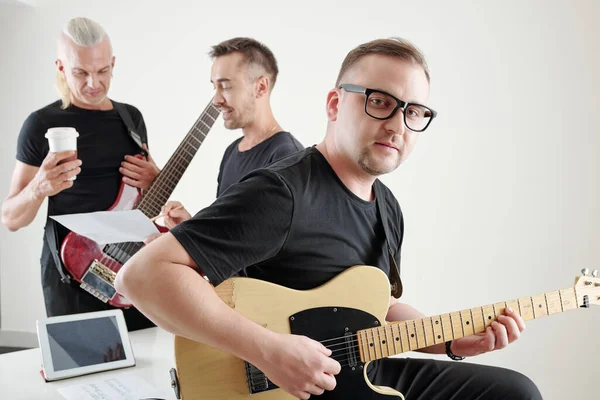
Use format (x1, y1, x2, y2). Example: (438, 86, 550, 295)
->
(47, 316, 126, 371)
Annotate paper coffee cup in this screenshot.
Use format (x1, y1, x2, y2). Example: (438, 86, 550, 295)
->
(45, 127, 79, 180)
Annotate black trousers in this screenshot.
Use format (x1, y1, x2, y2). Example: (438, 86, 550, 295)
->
(41, 247, 155, 332)
(368, 357, 542, 400)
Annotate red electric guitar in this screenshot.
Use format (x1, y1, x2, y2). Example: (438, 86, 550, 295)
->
(59, 100, 220, 308)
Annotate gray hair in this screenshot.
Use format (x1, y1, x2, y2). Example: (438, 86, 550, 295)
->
(63, 17, 107, 47)
(56, 17, 111, 109)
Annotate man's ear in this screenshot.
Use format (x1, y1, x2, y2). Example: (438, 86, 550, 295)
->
(255, 75, 269, 99)
(325, 88, 341, 122)
(55, 59, 64, 73)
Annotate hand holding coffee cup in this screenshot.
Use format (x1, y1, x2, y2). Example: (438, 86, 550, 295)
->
(30, 128, 82, 199)
(45, 127, 79, 180)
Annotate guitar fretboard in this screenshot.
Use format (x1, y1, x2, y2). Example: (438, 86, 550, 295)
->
(358, 288, 579, 362)
(136, 102, 220, 218)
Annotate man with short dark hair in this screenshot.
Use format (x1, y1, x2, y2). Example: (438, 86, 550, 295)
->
(160, 37, 303, 227)
(117, 38, 542, 399)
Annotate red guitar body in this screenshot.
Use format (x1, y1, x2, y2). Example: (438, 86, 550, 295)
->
(60, 181, 167, 308)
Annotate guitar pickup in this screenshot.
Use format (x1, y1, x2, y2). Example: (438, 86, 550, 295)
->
(80, 260, 118, 303)
(345, 331, 358, 368)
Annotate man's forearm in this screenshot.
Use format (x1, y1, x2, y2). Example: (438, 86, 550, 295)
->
(115, 257, 277, 365)
(1, 184, 44, 231)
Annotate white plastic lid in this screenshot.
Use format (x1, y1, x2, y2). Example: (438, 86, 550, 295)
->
(45, 127, 79, 139)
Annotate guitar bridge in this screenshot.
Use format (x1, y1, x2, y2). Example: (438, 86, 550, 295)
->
(80, 260, 118, 303)
(244, 361, 278, 394)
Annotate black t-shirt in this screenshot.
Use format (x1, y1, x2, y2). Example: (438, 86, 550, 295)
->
(171, 146, 403, 290)
(216, 131, 304, 197)
(16, 100, 145, 243)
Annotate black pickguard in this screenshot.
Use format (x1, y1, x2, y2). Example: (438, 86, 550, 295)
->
(288, 306, 397, 399)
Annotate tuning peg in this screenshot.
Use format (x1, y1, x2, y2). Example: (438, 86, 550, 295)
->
(593, 270, 598, 278)
(582, 268, 590, 276)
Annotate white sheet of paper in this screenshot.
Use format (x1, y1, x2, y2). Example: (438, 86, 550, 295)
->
(57, 373, 164, 400)
(50, 210, 159, 245)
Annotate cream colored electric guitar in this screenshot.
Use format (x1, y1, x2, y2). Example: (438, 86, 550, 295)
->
(169, 266, 600, 399)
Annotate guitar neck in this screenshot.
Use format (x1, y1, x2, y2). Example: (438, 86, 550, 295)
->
(136, 101, 220, 218)
(358, 287, 580, 362)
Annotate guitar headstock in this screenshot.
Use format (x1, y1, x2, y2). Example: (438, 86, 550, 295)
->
(574, 269, 600, 307)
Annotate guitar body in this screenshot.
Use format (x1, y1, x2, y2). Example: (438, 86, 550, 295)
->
(174, 266, 405, 399)
(60, 182, 166, 308)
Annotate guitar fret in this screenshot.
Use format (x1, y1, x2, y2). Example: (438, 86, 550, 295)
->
(194, 124, 208, 137)
(394, 323, 406, 354)
(187, 133, 203, 145)
(365, 330, 375, 362)
(505, 300, 519, 315)
(441, 313, 454, 341)
(484, 305, 496, 327)
(494, 302, 506, 319)
(546, 291, 563, 315)
(384, 326, 394, 356)
(390, 324, 399, 354)
(370, 329, 381, 361)
(459, 310, 470, 337)
(558, 290, 565, 313)
(201, 114, 215, 126)
(358, 331, 368, 362)
(560, 288, 577, 311)
(450, 312, 463, 340)
(422, 317, 433, 347)
(376, 328, 386, 358)
(406, 321, 419, 350)
(531, 294, 548, 318)
(469, 307, 481, 334)
(517, 297, 532, 320)
(432, 315, 444, 344)
(414, 320, 424, 349)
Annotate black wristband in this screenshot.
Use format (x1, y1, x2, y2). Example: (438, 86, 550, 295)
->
(445, 340, 465, 361)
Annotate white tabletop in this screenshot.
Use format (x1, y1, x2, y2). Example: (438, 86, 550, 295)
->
(0, 327, 178, 400)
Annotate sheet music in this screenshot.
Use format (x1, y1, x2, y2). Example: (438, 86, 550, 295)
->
(57, 373, 166, 400)
(50, 210, 159, 245)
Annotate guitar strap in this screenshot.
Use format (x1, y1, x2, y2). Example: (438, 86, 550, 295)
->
(113, 100, 148, 156)
(44, 201, 71, 284)
(46, 100, 148, 285)
(373, 180, 404, 298)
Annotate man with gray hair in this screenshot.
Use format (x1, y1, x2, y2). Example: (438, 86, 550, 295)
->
(1, 17, 159, 331)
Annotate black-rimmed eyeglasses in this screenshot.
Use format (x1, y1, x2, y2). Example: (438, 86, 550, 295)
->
(339, 84, 437, 132)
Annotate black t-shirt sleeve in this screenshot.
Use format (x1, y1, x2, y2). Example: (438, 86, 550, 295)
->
(16, 112, 49, 167)
(170, 169, 294, 286)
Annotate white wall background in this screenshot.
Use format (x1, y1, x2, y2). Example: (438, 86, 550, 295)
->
(1, 0, 599, 398)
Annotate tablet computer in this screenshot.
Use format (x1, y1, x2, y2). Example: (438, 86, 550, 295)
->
(36, 309, 136, 381)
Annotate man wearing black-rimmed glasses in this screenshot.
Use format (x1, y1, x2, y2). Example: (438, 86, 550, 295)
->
(116, 37, 542, 400)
